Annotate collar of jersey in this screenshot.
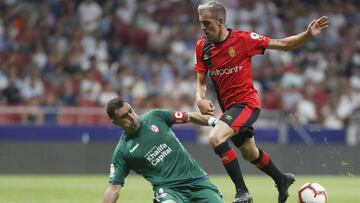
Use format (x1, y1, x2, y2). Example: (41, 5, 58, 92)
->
(213, 28, 232, 44)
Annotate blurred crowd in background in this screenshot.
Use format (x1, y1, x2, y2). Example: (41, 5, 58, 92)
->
(0, 0, 359, 128)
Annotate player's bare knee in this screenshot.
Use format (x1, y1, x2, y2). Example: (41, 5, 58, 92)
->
(209, 125, 233, 147)
(208, 129, 225, 146)
(209, 133, 226, 147)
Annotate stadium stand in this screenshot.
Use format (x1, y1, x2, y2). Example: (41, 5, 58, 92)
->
(0, 0, 359, 129)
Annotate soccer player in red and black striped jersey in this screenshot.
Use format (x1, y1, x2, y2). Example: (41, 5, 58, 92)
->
(194, 2, 329, 203)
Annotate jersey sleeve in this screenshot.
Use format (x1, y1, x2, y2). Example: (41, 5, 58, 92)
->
(109, 143, 130, 186)
(151, 109, 188, 127)
(242, 31, 270, 57)
(194, 39, 207, 74)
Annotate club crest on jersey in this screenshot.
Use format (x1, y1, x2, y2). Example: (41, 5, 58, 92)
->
(151, 124, 160, 133)
(228, 46, 236, 57)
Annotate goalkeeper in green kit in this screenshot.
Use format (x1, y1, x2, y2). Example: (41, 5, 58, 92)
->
(102, 98, 223, 203)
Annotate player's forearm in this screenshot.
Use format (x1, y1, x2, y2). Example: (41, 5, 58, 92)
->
(102, 185, 120, 203)
(196, 73, 207, 102)
(268, 31, 312, 51)
(187, 112, 217, 127)
(102, 193, 118, 203)
(187, 112, 211, 125)
(196, 84, 207, 102)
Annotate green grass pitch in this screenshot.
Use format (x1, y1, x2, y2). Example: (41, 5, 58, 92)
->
(0, 175, 359, 202)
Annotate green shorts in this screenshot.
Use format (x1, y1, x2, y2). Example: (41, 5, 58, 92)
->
(153, 178, 223, 203)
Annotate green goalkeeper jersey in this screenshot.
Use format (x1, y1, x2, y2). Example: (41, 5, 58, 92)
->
(108, 109, 207, 187)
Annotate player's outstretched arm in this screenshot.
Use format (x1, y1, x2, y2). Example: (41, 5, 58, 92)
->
(187, 112, 218, 127)
(102, 184, 121, 203)
(267, 16, 329, 51)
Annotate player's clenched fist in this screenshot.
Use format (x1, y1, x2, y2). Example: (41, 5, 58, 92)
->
(196, 99, 215, 115)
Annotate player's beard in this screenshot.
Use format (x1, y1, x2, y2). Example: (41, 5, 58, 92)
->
(129, 122, 137, 129)
(128, 118, 140, 132)
(205, 30, 220, 42)
(205, 33, 213, 41)
(125, 122, 140, 135)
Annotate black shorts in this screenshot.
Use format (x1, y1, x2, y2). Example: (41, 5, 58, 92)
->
(220, 104, 260, 147)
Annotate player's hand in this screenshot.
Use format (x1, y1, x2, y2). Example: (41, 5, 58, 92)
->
(307, 16, 329, 37)
(196, 99, 215, 115)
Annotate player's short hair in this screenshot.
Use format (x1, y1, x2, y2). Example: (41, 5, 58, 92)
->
(106, 97, 125, 119)
(198, 1, 226, 21)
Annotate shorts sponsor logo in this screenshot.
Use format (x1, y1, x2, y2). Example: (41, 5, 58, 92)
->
(151, 125, 160, 133)
(225, 115, 233, 121)
(144, 143, 172, 166)
(156, 188, 168, 200)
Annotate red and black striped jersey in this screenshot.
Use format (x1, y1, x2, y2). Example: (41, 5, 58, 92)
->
(194, 29, 270, 111)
